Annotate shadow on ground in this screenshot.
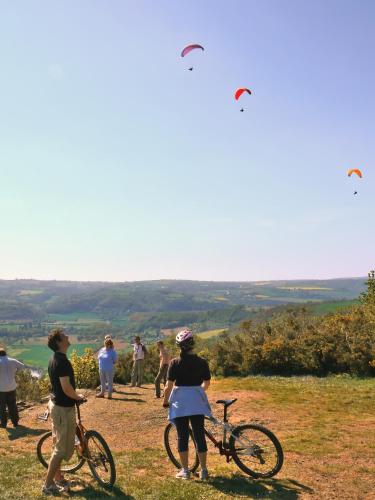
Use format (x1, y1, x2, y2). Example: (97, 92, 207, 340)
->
(209, 474, 314, 499)
(69, 478, 134, 499)
(113, 390, 142, 396)
(111, 397, 146, 403)
(6, 424, 46, 441)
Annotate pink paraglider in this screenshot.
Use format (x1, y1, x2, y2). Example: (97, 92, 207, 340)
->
(181, 44, 204, 58)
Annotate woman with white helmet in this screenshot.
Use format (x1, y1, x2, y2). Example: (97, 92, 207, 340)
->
(163, 329, 212, 481)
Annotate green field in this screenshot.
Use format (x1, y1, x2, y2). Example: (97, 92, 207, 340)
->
(309, 299, 359, 315)
(7, 343, 99, 370)
(47, 312, 105, 322)
(197, 329, 226, 339)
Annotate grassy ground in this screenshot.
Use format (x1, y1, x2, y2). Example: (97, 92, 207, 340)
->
(1, 376, 375, 499)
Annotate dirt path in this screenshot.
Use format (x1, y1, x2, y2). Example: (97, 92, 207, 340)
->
(1, 380, 375, 499)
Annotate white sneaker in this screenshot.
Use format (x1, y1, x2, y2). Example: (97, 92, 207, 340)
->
(175, 469, 190, 480)
(42, 482, 64, 495)
(55, 478, 71, 492)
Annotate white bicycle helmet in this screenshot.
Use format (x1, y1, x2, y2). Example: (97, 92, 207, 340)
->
(175, 329, 194, 350)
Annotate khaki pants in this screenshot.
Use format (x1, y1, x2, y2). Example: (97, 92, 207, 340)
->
(49, 401, 76, 461)
(131, 359, 144, 386)
(154, 364, 168, 398)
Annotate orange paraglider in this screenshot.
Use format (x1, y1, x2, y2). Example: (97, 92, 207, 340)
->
(347, 169, 362, 178)
(347, 169, 363, 195)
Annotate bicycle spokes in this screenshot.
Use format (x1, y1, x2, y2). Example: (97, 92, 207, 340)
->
(86, 436, 111, 479)
(232, 427, 280, 475)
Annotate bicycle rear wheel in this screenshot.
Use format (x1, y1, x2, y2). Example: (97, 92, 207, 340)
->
(229, 423, 283, 478)
(164, 423, 199, 473)
(84, 430, 116, 487)
(36, 431, 85, 473)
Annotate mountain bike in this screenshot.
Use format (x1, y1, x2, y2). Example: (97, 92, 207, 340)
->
(164, 398, 283, 478)
(36, 398, 116, 487)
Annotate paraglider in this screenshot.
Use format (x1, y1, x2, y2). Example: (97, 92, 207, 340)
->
(235, 88, 252, 100)
(181, 44, 204, 57)
(235, 88, 252, 111)
(347, 169, 363, 195)
(347, 169, 362, 178)
(181, 44, 204, 70)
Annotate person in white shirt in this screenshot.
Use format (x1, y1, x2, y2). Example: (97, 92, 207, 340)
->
(131, 336, 146, 387)
(0, 348, 25, 428)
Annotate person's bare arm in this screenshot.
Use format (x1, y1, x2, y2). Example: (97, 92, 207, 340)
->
(60, 377, 83, 401)
(163, 380, 174, 407)
(202, 380, 210, 391)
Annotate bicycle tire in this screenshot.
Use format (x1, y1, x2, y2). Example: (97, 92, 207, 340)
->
(229, 423, 283, 478)
(164, 423, 199, 473)
(36, 431, 85, 473)
(84, 430, 116, 487)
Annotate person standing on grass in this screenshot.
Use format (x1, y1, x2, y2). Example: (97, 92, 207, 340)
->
(95, 334, 112, 393)
(96, 338, 117, 399)
(163, 330, 212, 481)
(43, 328, 84, 496)
(0, 348, 25, 429)
(131, 336, 146, 387)
(154, 340, 170, 398)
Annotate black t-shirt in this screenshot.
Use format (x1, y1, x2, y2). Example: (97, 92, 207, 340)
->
(48, 351, 77, 407)
(167, 354, 211, 386)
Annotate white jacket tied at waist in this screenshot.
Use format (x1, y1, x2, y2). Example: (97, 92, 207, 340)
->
(168, 386, 212, 421)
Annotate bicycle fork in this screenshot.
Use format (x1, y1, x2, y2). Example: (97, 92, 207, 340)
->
(209, 417, 260, 460)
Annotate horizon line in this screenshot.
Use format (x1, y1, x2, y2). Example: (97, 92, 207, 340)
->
(0, 275, 368, 285)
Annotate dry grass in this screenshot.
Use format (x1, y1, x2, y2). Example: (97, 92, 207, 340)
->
(1, 376, 375, 498)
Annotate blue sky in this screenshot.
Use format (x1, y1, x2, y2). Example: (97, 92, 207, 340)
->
(0, 0, 374, 281)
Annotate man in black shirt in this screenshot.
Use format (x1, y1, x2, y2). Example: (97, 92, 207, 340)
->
(43, 328, 84, 495)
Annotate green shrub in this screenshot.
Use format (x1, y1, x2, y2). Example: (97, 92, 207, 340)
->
(15, 370, 50, 402)
(70, 348, 99, 388)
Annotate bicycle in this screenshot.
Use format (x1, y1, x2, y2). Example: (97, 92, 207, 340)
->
(164, 398, 283, 478)
(36, 398, 116, 487)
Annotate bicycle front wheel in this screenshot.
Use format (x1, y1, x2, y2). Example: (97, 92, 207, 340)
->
(84, 430, 116, 487)
(164, 423, 199, 473)
(36, 431, 85, 473)
(229, 424, 283, 478)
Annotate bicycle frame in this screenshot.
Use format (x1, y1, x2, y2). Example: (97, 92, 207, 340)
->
(205, 412, 261, 462)
(75, 404, 88, 455)
(38, 402, 90, 462)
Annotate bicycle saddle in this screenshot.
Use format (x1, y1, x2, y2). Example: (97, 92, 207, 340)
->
(216, 398, 237, 407)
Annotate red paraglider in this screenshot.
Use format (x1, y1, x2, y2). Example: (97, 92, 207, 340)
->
(181, 44, 204, 58)
(234, 88, 252, 101)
